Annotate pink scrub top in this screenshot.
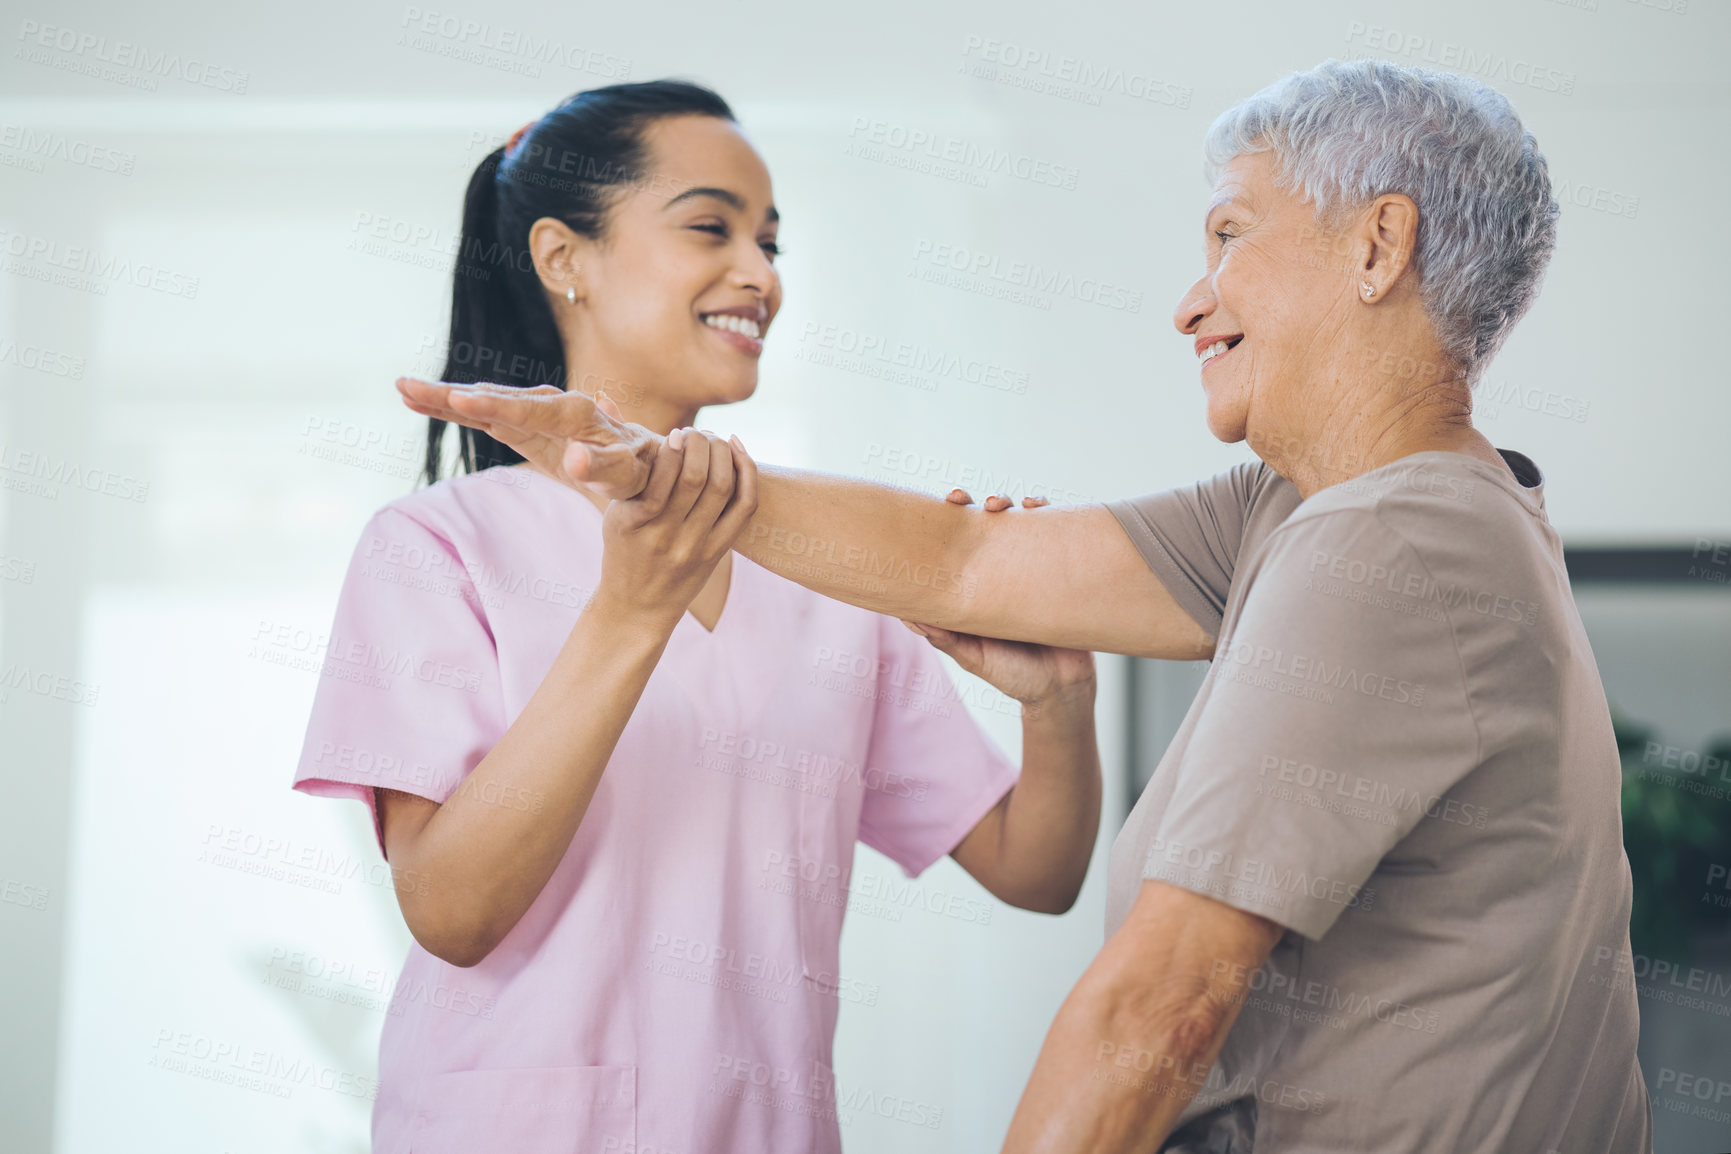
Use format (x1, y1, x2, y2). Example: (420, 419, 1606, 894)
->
(291, 465, 1019, 1154)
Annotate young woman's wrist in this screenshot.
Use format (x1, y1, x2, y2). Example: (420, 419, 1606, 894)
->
(583, 584, 686, 644)
(1019, 677, 1098, 721)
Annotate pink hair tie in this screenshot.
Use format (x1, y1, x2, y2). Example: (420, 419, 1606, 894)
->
(505, 119, 535, 155)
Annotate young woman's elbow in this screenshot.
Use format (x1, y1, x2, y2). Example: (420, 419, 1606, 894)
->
(406, 910, 499, 968)
(1027, 891, 1081, 916)
(1003, 879, 1083, 916)
(437, 940, 497, 969)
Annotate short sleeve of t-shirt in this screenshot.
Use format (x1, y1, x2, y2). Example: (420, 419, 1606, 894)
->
(1102, 461, 1283, 636)
(1144, 508, 1480, 939)
(291, 506, 508, 859)
(857, 613, 1021, 879)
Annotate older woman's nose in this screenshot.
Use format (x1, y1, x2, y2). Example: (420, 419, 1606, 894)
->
(1173, 275, 1214, 335)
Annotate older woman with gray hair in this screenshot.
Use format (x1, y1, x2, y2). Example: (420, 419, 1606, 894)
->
(401, 57, 1649, 1154)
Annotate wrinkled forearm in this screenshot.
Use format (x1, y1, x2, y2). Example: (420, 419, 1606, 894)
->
(735, 464, 986, 625)
(1001, 881, 1281, 1153)
(1002, 968, 1237, 1153)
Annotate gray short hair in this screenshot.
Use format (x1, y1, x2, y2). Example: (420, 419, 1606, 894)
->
(1204, 58, 1559, 381)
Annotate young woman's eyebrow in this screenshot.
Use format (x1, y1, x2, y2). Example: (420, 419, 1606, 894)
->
(663, 185, 779, 224)
(664, 186, 743, 211)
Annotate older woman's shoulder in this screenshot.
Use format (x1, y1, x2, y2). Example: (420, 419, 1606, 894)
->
(1267, 453, 1560, 624)
(1306, 454, 1543, 536)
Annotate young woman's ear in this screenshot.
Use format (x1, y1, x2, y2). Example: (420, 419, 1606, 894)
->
(528, 216, 589, 305)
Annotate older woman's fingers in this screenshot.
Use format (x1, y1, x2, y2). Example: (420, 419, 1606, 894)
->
(563, 436, 655, 499)
(1022, 495, 1051, 509)
(396, 378, 543, 436)
(981, 494, 1014, 512)
(400, 376, 656, 500)
(946, 489, 976, 506)
(397, 377, 554, 414)
(397, 378, 598, 441)
(395, 378, 477, 427)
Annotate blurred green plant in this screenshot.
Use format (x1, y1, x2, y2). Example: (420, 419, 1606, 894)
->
(1614, 706, 1731, 963)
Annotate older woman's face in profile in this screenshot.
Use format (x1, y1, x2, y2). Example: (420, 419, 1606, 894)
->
(1174, 151, 1360, 447)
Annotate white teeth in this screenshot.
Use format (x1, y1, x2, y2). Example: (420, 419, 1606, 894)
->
(703, 314, 761, 340)
(1199, 339, 1233, 366)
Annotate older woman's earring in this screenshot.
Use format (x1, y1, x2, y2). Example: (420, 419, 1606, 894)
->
(566, 286, 576, 304)
(1362, 282, 1376, 298)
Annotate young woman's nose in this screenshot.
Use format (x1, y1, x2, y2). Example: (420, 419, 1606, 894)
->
(728, 241, 776, 296)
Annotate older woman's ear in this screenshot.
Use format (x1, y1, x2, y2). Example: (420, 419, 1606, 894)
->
(1357, 193, 1420, 300)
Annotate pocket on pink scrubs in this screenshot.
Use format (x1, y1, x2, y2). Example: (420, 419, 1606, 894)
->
(410, 1065, 636, 1154)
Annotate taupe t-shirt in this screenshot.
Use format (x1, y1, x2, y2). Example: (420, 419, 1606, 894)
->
(1102, 450, 1650, 1154)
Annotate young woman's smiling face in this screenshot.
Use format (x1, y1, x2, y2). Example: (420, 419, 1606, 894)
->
(557, 114, 782, 415)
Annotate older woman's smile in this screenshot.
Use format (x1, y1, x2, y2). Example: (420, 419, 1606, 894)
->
(1196, 333, 1243, 370)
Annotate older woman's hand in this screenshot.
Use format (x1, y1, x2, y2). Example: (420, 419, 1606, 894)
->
(396, 376, 662, 502)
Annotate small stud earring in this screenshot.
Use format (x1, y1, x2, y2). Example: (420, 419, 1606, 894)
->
(566, 285, 576, 304)
(1362, 282, 1376, 298)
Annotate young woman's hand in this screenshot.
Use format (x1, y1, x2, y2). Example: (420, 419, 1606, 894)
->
(899, 620, 1096, 713)
(396, 377, 662, 501)
(592, 428, 757, 626)
(904, 488, 1094, 712)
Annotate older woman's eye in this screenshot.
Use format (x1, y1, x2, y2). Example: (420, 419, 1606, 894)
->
(1215, 230, 1236, 246)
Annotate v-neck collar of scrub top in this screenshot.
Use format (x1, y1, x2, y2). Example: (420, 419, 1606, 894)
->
(513, 465, 743, 640)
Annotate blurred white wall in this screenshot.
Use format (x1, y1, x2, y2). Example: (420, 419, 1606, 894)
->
(1, 0, 1726, 1150)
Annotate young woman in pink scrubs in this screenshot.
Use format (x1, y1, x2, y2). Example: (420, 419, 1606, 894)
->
(293, 81, 1101, 1154)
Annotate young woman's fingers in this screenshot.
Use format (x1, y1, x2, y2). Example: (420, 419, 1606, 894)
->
(661, 427, 712, 522)
(1022, 495, 1051, 509)
(935, 484, 1022, 513)
(904, 621, 959, 649)
(615, 428, 690, 526)
(713, 434, 760, 542)
(684, 431, 737, 530)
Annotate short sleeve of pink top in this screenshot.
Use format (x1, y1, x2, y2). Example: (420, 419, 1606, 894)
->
(291, 466, 1019, 1154)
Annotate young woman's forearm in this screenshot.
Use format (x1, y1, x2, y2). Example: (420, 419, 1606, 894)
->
(989, 684, 1104, 914)
(736, 464, 985, 625)
(398, 590, 679, 965)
